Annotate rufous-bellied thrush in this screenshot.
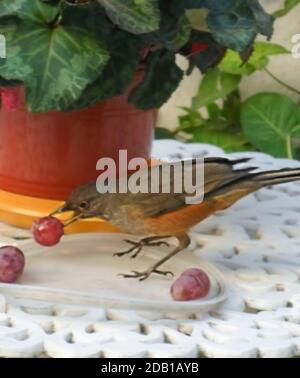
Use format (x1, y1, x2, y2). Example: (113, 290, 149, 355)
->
(51, 158, 300, 280)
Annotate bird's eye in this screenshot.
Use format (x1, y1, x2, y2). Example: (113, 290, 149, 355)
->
(78, 201, 89, 210)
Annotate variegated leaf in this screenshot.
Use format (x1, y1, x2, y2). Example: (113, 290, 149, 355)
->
(97, 0, 160, 34)
(0, 0, 58, 23)
(0, 13, 109, 112)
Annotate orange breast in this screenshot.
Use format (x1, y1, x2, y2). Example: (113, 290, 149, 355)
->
(143, 200, 217, 235)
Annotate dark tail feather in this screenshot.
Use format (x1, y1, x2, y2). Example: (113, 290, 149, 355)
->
(253, 168, 300, 187)
(205, 167, 300, 200)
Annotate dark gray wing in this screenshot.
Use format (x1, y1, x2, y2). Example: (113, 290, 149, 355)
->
(110, 157, 255, 217)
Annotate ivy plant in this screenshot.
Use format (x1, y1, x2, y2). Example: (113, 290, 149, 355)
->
(0, 0, 274, 113)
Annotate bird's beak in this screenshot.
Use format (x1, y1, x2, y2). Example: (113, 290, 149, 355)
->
(49, 203, 82, 228)
(63, 212, 83, 228)
(49, 203, 70, 216)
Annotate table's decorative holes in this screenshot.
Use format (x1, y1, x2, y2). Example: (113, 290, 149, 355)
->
(6, 317, 15, 328)
(195, 240, 205, 249)
(192, 152, 209, 158)
(281, 228, 296, 239)
(290, 207, 300, 214)
(168, 153, 184, 160)
(54, 307, 88, 318)
(43, 322, 56, 335)
(163, 332, 176, 344)
(244, 306, 259, 314)
(64, 333, 75, 344)
(20, 305, 55, 317)
(277, 187, 300, 197)
(139, 324, 150, 336)
(85, 324, 96, 334)
(245, 216, 258, 221)
(276, 284, 285, 292)
(199, 226, 223, 236)
(243, 225, 262, 240)
(0, 142, 300, 358)
(254, 192, 277, 202)
(105, 310, 122, 321)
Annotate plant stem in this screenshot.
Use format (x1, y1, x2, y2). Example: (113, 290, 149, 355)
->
(286, 134, 293, 159)
(264, 68, 300, 97)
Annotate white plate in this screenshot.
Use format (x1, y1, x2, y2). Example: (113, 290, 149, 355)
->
(0, 233, 227, 315)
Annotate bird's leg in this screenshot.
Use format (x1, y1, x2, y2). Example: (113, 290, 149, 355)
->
(114, 236, 171, 259)
(119, 234, 190, 281)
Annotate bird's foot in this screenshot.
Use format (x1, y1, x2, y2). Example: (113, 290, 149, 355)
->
(113, 240, 142, 258)
(114, 238, 170, 259)
(118, 269, 174, 282)
(147, 240, 170, 248)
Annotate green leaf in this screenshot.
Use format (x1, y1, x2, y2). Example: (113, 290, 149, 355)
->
(0, 0, 58, 23)
(246, 0, 273, 38)
(222, 90, 242, 127)
(170, 16, 192, 51)
(206, 103, 222, 120)
(178, 106, 205, 130)
(190, 129, 252, 152)
(155, 127, 175, 140)
(142, 1, 191, 51)
(219, 50, 255, 76)
(248, 42, 288, 69)
(219, 42, 288, 75)
(128, 50, 183, 110)
(97, 0, 160, 34)
(0, 8, 109, 112)
(273, 0, 300, 18)
(207, 2, 264, 52)
(185, 9, 209, 32)
(192, 68, 241, 109)
(241, 93, 300, 158)
(184, 1, 273, 52)
(64, 32, 142, 111)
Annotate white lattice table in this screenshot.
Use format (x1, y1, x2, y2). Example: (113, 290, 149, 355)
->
(1, 140, 300, 358)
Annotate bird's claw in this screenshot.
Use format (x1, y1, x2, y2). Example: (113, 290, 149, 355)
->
(154, 269, 174, 278)
(149, 241, 170, 248)
(113, 240, 141, 258)
(118, 270, 150, 281)
(114, 238, 170, 260)
(118, 269, 174, 281)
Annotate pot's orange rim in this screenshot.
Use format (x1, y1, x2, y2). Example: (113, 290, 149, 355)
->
(0, 188, 118, 233)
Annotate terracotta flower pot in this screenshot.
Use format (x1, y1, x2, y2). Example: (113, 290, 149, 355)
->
(0, 73, 155, 230)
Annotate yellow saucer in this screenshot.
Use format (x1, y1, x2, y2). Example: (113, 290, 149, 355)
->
(0, 189, 118, 234)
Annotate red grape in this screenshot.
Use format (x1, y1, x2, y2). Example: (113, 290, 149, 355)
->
(181, 268, 210, 286)
(0, 246, 25, 283)
(171, 268, 210, 301)
(32, 216, 64, 247)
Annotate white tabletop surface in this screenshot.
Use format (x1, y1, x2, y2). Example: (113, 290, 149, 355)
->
(1, 140, 300, 358)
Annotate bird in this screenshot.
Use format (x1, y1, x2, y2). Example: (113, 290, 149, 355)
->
(51, 157, 300, 281)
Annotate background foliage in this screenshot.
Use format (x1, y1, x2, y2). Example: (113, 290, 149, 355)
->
(156, 1, 300, 159)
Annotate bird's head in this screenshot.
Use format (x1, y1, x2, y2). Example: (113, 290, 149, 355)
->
(50, 181, 105, 226)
